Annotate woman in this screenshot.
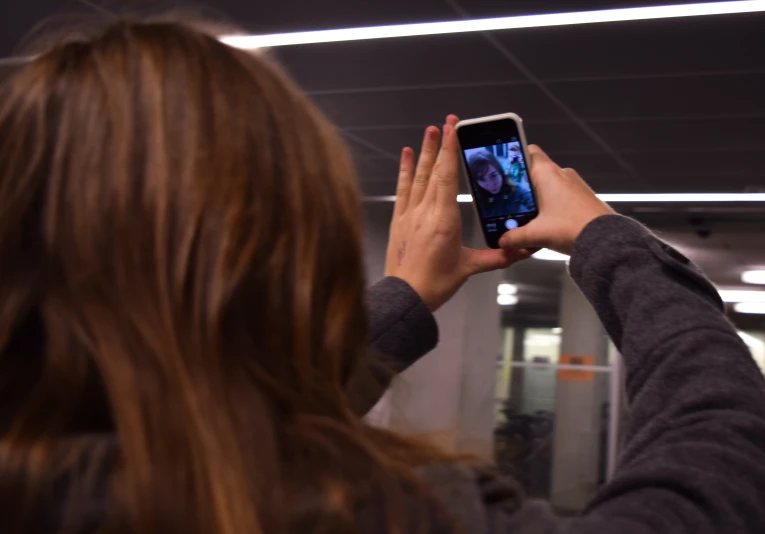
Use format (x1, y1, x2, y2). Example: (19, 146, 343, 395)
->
(468, 151, 534, 218)
(2, 18, 765, 534)
(0, 19, 524, 534)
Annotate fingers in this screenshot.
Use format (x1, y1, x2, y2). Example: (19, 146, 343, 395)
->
(498, 224, 541, 251)
(527, 144, 560, 192)
(430, 124, 460, 204)
(409, 126, 441, 207)
(446, 114, 460, 127)
(527, 144, 554, 167)
(394, 147, 415, 215)
(463, 247, 532, 275)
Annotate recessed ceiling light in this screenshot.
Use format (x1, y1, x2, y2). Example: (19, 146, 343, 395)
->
(532, 249, 570, 261)
(734, 303, 765, 315)
(220, 1, 765, 48)
(742, 270, 765, 285)
(719, 290, 765, 303)
(498, 283, 518, 295)
(497, 294, 519, 306)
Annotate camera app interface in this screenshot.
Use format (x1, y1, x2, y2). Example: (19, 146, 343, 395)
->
(463, 138, 537, 234)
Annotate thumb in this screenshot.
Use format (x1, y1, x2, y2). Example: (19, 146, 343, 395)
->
(464, 247, 531, 275)
(498, 224, 541, 251)
(528, 144, 555, 168)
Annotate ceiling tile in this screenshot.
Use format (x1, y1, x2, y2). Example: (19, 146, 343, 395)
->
(549, 73, 765, 120)
(352, 156, 398, 181)
(523, 121, 603, 153)
(621, 151, 765, 192)
(545, 153, 641, 192)
(457, 0, 727, 18)
(589, 116, 765, 152)
(276, 33, 525, 92)
(346, 121, 602, 156)
(313, 84, 566, 128)
(188, 0, 452, 33)
(0, 0, 95, 57)
(491, 12, 765, 79)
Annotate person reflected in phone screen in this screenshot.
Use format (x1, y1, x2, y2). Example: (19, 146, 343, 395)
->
(466, 141, 535, 219)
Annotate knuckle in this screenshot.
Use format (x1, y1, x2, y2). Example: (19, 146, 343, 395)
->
(432, 163, 447, 181)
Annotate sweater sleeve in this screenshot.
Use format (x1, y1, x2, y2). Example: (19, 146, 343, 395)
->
(346, 276, 439, 416)
(564, 215, 765, 534)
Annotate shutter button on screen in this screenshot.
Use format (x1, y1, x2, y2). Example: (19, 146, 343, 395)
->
(505, 219, 519, 230)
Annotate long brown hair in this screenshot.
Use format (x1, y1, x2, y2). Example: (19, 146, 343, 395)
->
(0, 18, 459, 534)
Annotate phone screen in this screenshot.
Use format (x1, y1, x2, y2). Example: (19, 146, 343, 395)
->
(457, 118, 538, 248)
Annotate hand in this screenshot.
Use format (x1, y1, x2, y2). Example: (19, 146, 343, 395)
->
(385, 115, 533, 312)
(499, 145, 614, 255)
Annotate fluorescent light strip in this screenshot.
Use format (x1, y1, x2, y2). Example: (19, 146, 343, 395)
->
(364, 193, 765, 203)
(742, 270, 765, 285)
(735, 303, 765, 314)
(498, 283, 518, 295)
(719, 290, 765, 303)
(738, 330, 765, 347)
(220, 1, 765, 49)
(532, 249, 570, 261)
(597, 193, 765, 202)
(498, 294, 519, 306)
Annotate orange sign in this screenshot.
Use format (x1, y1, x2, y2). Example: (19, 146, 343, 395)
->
(558, 354, 595, 382)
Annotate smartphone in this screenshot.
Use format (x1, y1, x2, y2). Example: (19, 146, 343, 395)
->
(456, 113, 538, 249)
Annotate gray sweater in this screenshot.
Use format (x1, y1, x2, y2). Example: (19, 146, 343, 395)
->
(40, 215, 765, 533)
(367, 215, 765, 534)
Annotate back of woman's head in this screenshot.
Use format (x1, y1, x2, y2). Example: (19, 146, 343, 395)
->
(0, 18, 448, 534)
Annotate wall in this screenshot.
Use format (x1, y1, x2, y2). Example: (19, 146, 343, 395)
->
(362, 202, 502, 459)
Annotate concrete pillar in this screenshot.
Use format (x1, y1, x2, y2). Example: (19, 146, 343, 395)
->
(386, 208, 502, 459)
(455, 263, 503, 458)
(550, 275, 609, 512)
(361, 203, 502, 460)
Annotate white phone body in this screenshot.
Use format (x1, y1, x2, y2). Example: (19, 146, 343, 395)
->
(455, 112, 532, 169)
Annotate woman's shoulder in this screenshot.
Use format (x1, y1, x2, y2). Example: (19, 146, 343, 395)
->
(416, 463, 562, 534)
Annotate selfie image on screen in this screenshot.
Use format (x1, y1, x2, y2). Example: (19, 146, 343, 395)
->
(465, 141, 536, 220)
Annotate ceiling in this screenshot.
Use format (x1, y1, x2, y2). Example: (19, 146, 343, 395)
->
(3, 0, 765, 196)
(2, 0, 764, 327)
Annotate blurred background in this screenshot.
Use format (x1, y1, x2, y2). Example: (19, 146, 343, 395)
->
(2, 0, 764, 516)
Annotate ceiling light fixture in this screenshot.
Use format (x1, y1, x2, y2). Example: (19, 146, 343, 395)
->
(220, 1, 765, 49)
(719, 290, 765, 303)
(597, 193, 765, 202)
(497, 294, 519, 306)
(498, 283, 518, 295)
(742, 270, 765, 285)
(738, 331, 765, 347)
(734, 303, 765, 314)
(532, 249, 570, 261)
(364, 193, 765, 203)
